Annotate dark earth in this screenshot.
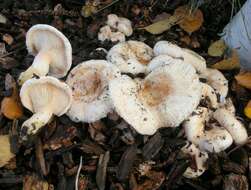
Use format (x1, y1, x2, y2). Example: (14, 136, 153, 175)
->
(0, 0, 251, 189)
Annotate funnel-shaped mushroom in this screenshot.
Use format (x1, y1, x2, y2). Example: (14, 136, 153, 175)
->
(109, 61, 201, 135)
(183, 107, 233, 153)
(201, 83, 219, 109)
(20, 76, 72, 140)
(153, 41, 206, 73)
(107, 40, 153, 74)
(66, 60, 120, 123)
(18, 24, 72, 84)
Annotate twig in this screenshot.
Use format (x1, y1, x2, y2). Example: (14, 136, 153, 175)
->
(94, 0, 121, 15)
(75, 156, 83, 190)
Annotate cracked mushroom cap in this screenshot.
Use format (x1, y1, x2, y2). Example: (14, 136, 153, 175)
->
(182, 142, 208, 178)
(26, 24, 72, 78)
(153, 41, 206, 73)
(107, 40, 153, 74)
(66, 60, 120, 123)
(109, 61, 201, 135)
(20, 76, 72, 139)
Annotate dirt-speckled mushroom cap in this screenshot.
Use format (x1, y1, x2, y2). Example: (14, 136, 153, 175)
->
(107, 40, 153, 74)
(66, 60, 120, 123)
(20, 76, 72, 116)
(26, 24, 72, 78)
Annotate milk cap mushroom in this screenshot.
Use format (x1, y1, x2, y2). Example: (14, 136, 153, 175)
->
(153, 41, 206, 73)
(181, 142, 208, 178)
(109, 61, 201, 135)
(18, 24, 72, 84)
(183, 107, 233, 153)
(98, 25, 125, 43)
(200, 68, 228, 102)
(107, 14, 133, 36)
(213, 108, 248, 145)
(66, 60, 120, 123)
(20, 76, 72, 140)
(201, 82, 219, 109)
(107, 40, 153, 74)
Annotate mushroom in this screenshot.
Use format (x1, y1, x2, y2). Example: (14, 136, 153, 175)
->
(213, 108, 248, 145)
(20, 76, 72, 140)
(107, 40, 154, 74)
(153, 41, 206, 73)
(0, 135, 15, 168)
(201, 82, 219, 109)
(106, 14, 133, 36)
(147, 54, 182, 73)
(66, 60, 120, 123)
(109, 61, 201, 135)
(18, 24, 72, 84)
(219, 98, 235, 115)
(183, 107, 233, 153)
(200, 68, 228, 102)
(98, 25, 125, 43)
(181, 142, 208, 178)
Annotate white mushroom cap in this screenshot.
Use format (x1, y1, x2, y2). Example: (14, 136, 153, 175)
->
(219, 98, 235, 115)
(213, 108, 248, 145)
(107, 40, 153, 74)
(153, 41, 207, 73)
(147, 54, 182, 73)
(201, 82, 219, 109)
(200, 68, 228, 102)
(106, 14, 133, 36)
(109, 61, 201, 134)
(19, 24, 72, 84)
(183, 107, 233, 153)
(98, 25, 125, 43)
(20, 76, 72, 140)
(66, 60, 120, 123)
(109, 75, 160, 135)
(181, 142, 208, 178)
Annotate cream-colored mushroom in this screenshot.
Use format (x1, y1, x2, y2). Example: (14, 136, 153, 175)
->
(109, 61, 201, 135)
(0, 135, 15, 168)
(20, 76, 72, 140)
(98, 25, 125, 43)
(213, 108, 248, 145)
(19, 24, 72, 84)
(219, 98, 235, 115)
(153, 41, 206, 73)
(107, 14, 133, 36)
(107, 40, 153, 74)
(183, 107, 233, 153)
(181, 142, 208, 178)
(200, 68, 228, 102)
(201, 82, 219, 109)
(66, 60, 120, 123)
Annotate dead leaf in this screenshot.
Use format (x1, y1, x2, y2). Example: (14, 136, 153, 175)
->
(244, 100, 251, 119)
(143, 15, 179, 34)
(235, 72, 251, 90)
(0, 135, 15, 168)
(2, 34, 14, 45)
(211, 49, 240, 70)
(174, 5, 203, 33)
(0, 57, 18, 70)
(23, 174, 50, 190)
(81, 4, 97, 17)
(208, 39, 226, 57)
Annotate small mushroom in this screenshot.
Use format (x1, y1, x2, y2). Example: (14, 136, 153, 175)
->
(66, 60, 120, 123)
(18, 24, 72, 84)
(213, 108, 248, 145)
(107, 40, 154, 74)
(107, 14, 133, 36)
(153, 41, 206, 73)
(109, 61, 201, 135)
(98, 25, 125, 43)
(201, 82, 218, 109)
(181, 142, 208, 178)
(200, 68, 228, 102)
(20, 76, 72, 140)
(183, 107, 233, 153)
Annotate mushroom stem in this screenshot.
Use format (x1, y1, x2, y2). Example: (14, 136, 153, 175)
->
(18, 51, 51, 84)
(20, 109, 53, 140)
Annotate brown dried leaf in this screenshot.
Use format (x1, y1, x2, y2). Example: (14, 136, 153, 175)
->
(0, 135, 15, 168)
(235, 72, 251, 90)
(23, 174, 50, 190)
(174, 5, 203, 33)
(223, 174, 248, 190)
(208, 39, 227, 57)
(136, 171, 166, 190)
(2, 34, 14, 45)
(0, 57, 18, 69)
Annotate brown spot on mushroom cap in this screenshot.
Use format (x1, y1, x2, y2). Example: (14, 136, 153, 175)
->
(139, 74, 170, 106)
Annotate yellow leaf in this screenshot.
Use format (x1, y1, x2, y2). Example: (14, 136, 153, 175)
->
(0, 135, 15, 168)
(235, 72, 251, 90)
(244, 100, 251, 119)
(208, 39, 226, 57)
(143, 15, 179, 34)
(174, 5, 203, 33)
(211, 49, 240, 70)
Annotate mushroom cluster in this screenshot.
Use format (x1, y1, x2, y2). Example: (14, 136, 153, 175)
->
(98, 14, 133, 43)
(18, 24, 248, 179)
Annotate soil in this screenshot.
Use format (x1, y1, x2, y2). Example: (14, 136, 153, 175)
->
(0, 0, 251, 190)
